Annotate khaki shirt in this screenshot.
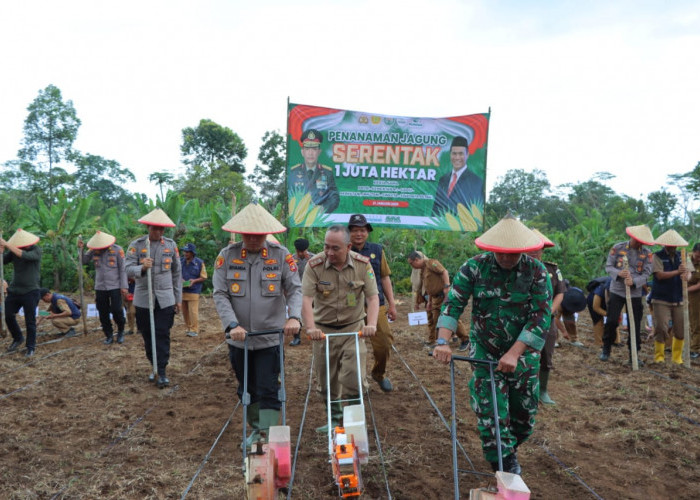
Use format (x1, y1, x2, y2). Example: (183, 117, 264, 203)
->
(422, 258, 447, 297)
(213, 241, 302, 350)
(302, 250, 378, 327)
(83, 244, 128, 291)
(125, 235, 182, 309)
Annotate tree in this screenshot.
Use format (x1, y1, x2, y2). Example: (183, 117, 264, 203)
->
(70, 153, 136, 211)
(487, 169, 551, 222)
(248, 130, 286, 211)
(646, 189, 678, 227)
(149, 171, 175, 201)
(180, 119, 247, 173)
(175, 119, 251, 204)
(15, 84, 81, 205)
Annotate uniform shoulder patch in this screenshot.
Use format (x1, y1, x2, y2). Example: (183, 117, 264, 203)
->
(290, 163, 302, 170)
(353, 253, 370, 264)
(321, 164, 333, 171)
(309, 255, 324, 268)
(215, 255, 225, 269)
(284, 253, 297, 272)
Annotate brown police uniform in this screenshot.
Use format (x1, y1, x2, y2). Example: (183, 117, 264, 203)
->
(418, 258, 467, 343)
(302, 250, 378, 400)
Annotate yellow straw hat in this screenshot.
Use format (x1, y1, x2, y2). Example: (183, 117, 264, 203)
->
(7, 229, 40, 248)
(531, 228, 555, 248)
(86, 231, 116, 250)
(138, 208, 176, 228)
(654, 229, 688, 247)
(222, 202, 286, 235)
(475, 214, 543, 254)
(625, 224, 655, 245)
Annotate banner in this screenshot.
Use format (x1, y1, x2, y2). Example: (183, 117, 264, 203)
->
(287, 103, 489, 231)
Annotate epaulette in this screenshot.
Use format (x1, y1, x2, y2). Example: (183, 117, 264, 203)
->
(321, 164, 333, 171)
(309, 255, 325, 268)
(352, 253, 370, 264)
(543, 260, 558, 267)
(290, 163, 303, 170)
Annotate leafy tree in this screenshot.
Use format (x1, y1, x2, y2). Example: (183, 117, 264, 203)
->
(180, 119, 247, 172)
(14, 85, 81, 205)
(646, 189, 678, 227)
(249, 130, 287, 211)
(487, 169, 550, 221)
(70, 152, 136, 212)
(175, 119, 251, 204)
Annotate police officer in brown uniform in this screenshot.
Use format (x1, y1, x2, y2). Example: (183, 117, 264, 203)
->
(79, 231, 128, 344)
(213, 203, 302, 447)
(125, 209, 182, 388)
(407, 251, 469, 350)
(348, 214, 397, 392)
(302, 225, 379, 433)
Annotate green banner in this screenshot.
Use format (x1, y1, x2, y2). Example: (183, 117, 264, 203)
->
(287, 103, 489, 231)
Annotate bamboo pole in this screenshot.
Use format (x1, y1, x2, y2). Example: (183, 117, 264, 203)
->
(682, 249, 691, 368)
(146, 238, 158, 378)
(229, 193, 237, 244)
(77, 236, 88, 335)
(623, 256, 639, 370)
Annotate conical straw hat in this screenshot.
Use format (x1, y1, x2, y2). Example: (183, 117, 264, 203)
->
(475, 214, 543, 254)
(138, 208, 175, 227)
(222, 202, 286, 234)
(86, 231, 116, 250)
(7, 229, 40, 248)
(531, 228, 555, 248)
(625, 224, 655, 245)
(655, 229, 688, 247)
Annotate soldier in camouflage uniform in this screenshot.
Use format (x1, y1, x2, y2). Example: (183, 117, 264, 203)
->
(433, 215, 552, 475)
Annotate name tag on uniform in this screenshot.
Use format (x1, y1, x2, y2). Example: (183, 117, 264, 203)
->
(347, 292, 356, 307)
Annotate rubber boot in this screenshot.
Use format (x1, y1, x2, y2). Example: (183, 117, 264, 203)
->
(316, 402, 343, 433)
(671, 337, 684, 365)
(244, 403, 260, 449)
(538, 370, 556, 405)
(654, 341, 666, 363)
(258, 409, 281, 443)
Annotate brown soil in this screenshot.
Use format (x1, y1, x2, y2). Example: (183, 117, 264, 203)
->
(0, 295, 698, 499)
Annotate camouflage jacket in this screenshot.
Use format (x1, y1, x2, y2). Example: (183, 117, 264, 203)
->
(437, 252, 552, 357)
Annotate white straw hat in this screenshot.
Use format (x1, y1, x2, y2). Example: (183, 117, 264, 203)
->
(7, 229, 40, 248)
(222, 202, 286, 235)
(654, 229, 688, 247)
(86, 231, 116, 250)
(531, 228, 555, 248)
(625, 224, 655, 245)
(138, 208, 176, 227)
(475, 214, 543, 254)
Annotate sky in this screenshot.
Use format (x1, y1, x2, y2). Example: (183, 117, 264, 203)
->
(1, 0, 699, 203)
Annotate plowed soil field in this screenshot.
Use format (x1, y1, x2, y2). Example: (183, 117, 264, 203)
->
(1, 294, 698, 499)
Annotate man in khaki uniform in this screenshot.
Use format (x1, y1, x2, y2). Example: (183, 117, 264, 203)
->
(125, 208, 182, 388)
(407, 251, 469, 350)
(38, 288, 81, 335)
(213, 203, 302, 448)
(302, 225, 379, 433)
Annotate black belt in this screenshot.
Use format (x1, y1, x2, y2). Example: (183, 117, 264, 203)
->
(316, 320, 362, 330)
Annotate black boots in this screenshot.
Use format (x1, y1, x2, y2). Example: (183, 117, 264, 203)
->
(490, 452, 522, 475)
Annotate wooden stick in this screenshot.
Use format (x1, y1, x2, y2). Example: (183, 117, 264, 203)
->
(229, 193, 237, 244)
(623, 255, 639, 370)
(78, 235, 88, 335)
(146, 238, 158, 378)
(682, 249, 691, 368)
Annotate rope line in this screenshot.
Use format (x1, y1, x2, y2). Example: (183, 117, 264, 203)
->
(286, 348, 316, 500)
(391, 344, 476, 470)
(365, 388, 393, 500)
(0, 347, 78, 377)
(180, 401, 240, 499)
(0, 380, 42, 400)
(538, 443, 605, 500)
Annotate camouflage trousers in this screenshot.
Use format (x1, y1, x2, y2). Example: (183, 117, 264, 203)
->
(468, 345, 541, 463)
